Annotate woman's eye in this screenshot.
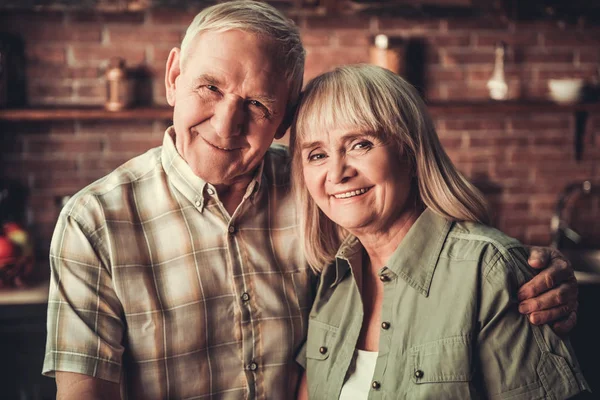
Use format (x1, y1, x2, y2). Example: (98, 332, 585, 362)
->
(352, 141, 373, 150)
(308, 153, 326, 162)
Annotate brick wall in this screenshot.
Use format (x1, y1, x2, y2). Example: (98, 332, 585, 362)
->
(0, 8, 599, 268)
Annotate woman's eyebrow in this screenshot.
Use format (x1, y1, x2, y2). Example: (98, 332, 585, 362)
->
(301, 140, 323, 151)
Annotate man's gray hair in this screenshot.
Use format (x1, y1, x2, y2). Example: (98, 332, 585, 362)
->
(180, 0, 305, 113)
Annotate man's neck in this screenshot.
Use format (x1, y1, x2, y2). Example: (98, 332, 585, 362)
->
(214, 179, 253, 216)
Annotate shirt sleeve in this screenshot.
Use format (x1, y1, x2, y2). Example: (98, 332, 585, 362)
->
(42, 197, 125, 383)
(477, 245, 590, 399)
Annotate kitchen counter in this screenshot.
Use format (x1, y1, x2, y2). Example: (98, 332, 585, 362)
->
(0, 280, 49, 305)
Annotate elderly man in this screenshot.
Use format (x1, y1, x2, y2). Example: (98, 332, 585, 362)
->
(43, 1, 578, 399)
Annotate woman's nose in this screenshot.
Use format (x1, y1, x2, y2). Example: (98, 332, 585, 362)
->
(212, 97, 244, 138)
(327, 156, 355, 184)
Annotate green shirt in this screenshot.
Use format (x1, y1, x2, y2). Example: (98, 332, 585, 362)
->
(297, 208, 589, 399)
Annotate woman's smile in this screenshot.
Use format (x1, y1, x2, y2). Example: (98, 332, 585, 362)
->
(331, 186, 373, 199)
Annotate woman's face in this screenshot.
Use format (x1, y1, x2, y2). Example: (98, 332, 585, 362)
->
(300, 127, 414, 235)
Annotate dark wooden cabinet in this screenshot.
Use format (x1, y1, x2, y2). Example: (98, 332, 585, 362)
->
(0, 284, 55, 400)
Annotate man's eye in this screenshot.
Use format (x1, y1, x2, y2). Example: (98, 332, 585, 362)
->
(205, 85, 219, 92)
(249, 100, 264, 108)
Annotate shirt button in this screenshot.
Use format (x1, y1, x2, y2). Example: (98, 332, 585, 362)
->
(371, 381, 381, 390)
(241, 292, 250, 302)
(319, 346, 328, 354)
(206, 188, 215, 195)
(415, 369, 424, 379)
(194, 200, 201, 207)
(381, 322, 391, 330)
(379, 275, 390, 282)
(249, 362, 258, 371)
(228, 225, 236, 234)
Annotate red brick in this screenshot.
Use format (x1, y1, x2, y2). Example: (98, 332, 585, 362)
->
(300, 30, 333, 47)
(27, 138, 105, 154)
(444, 119, 503, 131)
(493, 165, 534, 180)
(306, 16, 370, 30)
(22, 25, 102, 43)
(79, 156, 133, 170)
(106, 138, 163, 154)
(519, 50, 575, 64)
(510, 149, 572, 163)
(537, 67, 597, 81)
(70, 11, 146, 25)
(304, 48, 370, 80)
(377, 17, 441, 32)
(26, 65, 102, 80)
(336, 32, 371, 47)
(438, 137, 462, 149)
(76, 83, 106, 99)
(4, 159, 77, 174)
(531, 135, 570, 147)
(543, 32, 600, 47)
(510, 118, 570, 131)
(71, 45, 147, 65)
(149, 8, 195, 25)
(28, 82, 73, 98)
(428, 33, 470, 47)
(446, 17, 509, 31)
(445, 86, 490, 100)
(525, 231, 552, 246)
(107, 26, 183, 45)
(444, 50, 495, 66)
(26, 45, 67, 65)
(427, 67, 466, 81)
(578, 48, 600, 64)
(475, 32, 538, 47)
(78, 120, 156, 135)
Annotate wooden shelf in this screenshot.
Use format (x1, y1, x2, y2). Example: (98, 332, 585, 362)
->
(0, 102, 598, 122)
(0, 106, 173, 122)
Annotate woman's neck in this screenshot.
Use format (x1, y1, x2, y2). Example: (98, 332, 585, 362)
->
(357, 205, 423, 274)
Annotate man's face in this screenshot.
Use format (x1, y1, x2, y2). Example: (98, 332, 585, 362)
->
(165, 30, 290, 187)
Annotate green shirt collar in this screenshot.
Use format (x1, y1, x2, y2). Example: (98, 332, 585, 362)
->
(333, 208, 453, 297)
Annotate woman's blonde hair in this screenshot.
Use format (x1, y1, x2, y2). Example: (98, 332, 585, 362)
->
(180, 0, 305, 116)
(290, 64, 490, 272)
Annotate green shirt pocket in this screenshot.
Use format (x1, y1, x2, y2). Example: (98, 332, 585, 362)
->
(305, 319, 338, 399)
(407, 335, 477, 399)
(410, 335, 473, 384)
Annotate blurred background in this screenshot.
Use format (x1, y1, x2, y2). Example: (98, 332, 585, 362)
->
(0, 0, 599, 398)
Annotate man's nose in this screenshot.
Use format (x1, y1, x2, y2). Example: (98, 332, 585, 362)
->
(212, 97, 244, 138)
(327, 155, 355, 184)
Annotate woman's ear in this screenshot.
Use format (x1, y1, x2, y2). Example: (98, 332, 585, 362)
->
(165, 47, 182, 106)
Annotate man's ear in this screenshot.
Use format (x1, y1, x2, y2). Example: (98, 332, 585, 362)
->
(165, 47, 182, 107)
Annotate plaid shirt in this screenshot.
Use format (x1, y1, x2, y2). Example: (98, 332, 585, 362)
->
(43, 128, 313, 399)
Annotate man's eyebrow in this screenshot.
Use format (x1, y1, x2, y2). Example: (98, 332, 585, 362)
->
(194, 74, 222, 86)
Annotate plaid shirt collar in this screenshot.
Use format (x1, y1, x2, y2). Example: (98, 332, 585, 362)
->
(161, 127, 265, 212)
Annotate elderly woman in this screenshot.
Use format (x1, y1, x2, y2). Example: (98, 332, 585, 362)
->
(292, 65, 588, 399)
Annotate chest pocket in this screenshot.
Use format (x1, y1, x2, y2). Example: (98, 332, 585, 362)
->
(305, 320, 338, 399)
(407, 335, 476, 399)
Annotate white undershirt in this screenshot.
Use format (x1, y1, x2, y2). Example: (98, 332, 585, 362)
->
(339, 350, 379, 400)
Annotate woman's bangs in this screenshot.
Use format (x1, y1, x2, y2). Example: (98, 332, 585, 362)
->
(296, 76, 379, 143)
